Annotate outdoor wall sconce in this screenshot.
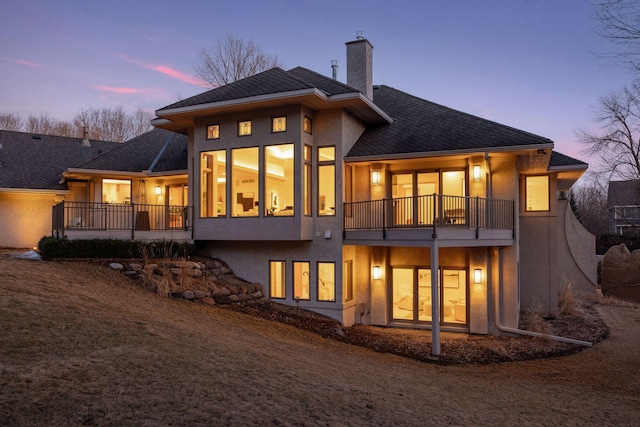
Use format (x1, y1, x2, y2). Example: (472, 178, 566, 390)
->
(155, 185, 162, 195)
(372, 170, 381, 185)
(473, 165, 481, 181)
(474, 268, 482, 284)
(372, 265, 382, 280)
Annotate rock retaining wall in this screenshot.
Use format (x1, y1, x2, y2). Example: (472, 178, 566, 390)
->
(109, 257, 266, 306)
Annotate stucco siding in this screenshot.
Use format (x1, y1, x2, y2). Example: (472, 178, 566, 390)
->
(0, 192, 58, 248)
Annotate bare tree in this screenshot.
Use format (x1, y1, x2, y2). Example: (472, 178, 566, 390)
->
(72, 106, 153, 142)
(0, 112, 24, 131)
(594, 0, 640, 71)
(195, 33, 283, 87)
(578, 81, 640, 180)
(2, 107, 152, 141)
(570, 176, 611, 237)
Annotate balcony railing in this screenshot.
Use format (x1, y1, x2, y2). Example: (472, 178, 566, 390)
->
(343, 194, 514, 235)
(52, 201, 193, 238)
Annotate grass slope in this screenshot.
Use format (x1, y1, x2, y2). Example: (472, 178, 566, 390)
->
(1, 258, 639, 426)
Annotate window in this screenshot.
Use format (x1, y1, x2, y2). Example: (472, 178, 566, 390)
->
(293, 261, 310, 300)
(303, 116, 312, 134)
(318, 146, 335, 216)
(317, 262, 335, 302)
(206, 124, 220, 140)
(232, 147, 259, 217)
(344, 260, 353, 302)
(272, 116, 286, 133)
(200, 150, 226, 217)
(238, 120, 252, 136)
(269, 261, 286, 299)
(265, 144, 294, 216)
(525, 175, 549, 211)
(304, 145, 312, 216)
(102, 179, 131, 204)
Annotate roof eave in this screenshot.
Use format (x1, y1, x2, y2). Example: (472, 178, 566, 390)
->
(344, 143, 555, 163)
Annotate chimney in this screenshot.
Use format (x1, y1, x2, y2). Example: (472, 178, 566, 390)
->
(82, 126, 91, 147)
(331, 60, 338, 80)
(346, 31, 373, 99)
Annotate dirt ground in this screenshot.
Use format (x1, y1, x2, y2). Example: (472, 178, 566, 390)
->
(1, 258, 639, 426)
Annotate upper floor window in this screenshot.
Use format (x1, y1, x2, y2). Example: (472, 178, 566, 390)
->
(272, 116, 286, 133)
(304, 145, 312, 216)
(232, 147, 259, 217)
(200, 150, 226, 217)
(303, 116, 313, 134)
(318, 146, 336, 216)
(238, 120, 252, 136)
(525, 175, 549, 211)
(206, 124, 220, 140)
(265, 144, 294, 216)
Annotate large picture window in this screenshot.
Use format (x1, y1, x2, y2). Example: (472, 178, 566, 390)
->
(200, 150, 226, 217)
(265, 144, 294, 216)
(232, 147, 259, 217)
(525, 175, 549, 211)
(318, 146, 335, 216)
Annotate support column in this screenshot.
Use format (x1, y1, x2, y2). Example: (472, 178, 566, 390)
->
(431, 240, 440, 355)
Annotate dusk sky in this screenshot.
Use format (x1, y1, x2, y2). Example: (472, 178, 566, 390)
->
(0, 0, 632, 165)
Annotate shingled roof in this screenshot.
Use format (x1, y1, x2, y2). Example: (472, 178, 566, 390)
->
(158, 67, 360, 112)
(548, 151, 588, 169)
(0, 130, 119, 191)
(76, 129, 187, 173)
(347, 85, 554, 159)
(608, 180, 640, 207)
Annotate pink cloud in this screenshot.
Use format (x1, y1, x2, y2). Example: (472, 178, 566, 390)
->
(90, 85, 165, 99)
(119, 54, 209, 87)
(8, 58, 45, 68)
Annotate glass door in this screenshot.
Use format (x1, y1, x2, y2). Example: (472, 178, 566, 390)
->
(392, 174, 413, 226)
(392, 266, 467, 326)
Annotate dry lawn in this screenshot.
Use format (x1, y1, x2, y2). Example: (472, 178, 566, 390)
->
(1, 258, 639, 426)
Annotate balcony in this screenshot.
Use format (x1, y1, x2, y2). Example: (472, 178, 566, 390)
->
(343, 194, 515, 247)
(52, 201, 193, 242)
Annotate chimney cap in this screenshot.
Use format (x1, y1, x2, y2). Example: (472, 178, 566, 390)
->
(356, 30, 364, 40)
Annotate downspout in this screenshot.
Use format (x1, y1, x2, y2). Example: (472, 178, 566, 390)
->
(494, 248, 592, 347)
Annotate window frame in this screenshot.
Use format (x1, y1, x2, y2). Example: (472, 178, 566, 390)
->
(264, 143, 294, 217)
(206, 124, 220, 140)
(269, 260, 286, 299)
(199, 149, 227, 218)
(317, 261, 336, 302)
(525, 175, 550, 212)
(304, 144, 312, 216)
(303, 116, 313, 134)
(272, 116, 287, 133)
(237, 120, 252, 137)
(317, 146, 336, 216)
(293, 261, 311, 301)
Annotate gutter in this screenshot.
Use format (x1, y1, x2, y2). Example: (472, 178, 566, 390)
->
(494, 257, 592, 347)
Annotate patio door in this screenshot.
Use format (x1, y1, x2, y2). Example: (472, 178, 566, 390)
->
(392, 172, 440, 226)
(391, 266, 467, 326)
(168, 184, 188, 229)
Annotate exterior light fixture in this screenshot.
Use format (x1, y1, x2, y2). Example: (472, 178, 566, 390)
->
(473, 165, 481, 181)
(474, 268, 482, 284)
(155, 185, 162, 195)
(372, 265, 382, 280)
(372, 170, 381, 185)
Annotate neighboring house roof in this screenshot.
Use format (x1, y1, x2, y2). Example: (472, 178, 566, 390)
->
(74, 129, 187, 173)
(548, 151, 588, 170)
(608, 180, 640, 207)
(0, 130, 120, 191)
(346, 85, 554, 159)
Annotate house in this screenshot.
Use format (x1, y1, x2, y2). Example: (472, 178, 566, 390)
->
(0, 128, 191, 248)
(0, 130, 120, 248)
(55, 128, 192, 242)
(607, 180, 640, 234)
(151, 35, 595, 336)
